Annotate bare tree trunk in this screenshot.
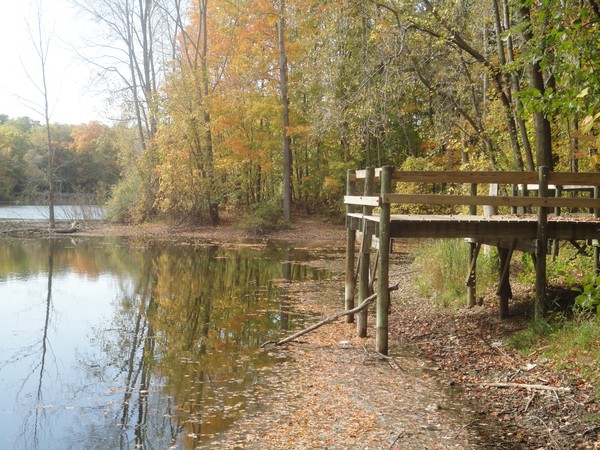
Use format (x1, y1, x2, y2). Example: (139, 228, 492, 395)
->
(28, 1, 55, 228)
(278, 0, 292, 222)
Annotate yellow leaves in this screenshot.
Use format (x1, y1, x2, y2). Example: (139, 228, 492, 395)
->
(322, 176, 340, 195)
(70, 121, 105, 154)
(580, 112, 600, 135)
(576, 87, 589, 99)
(286, 124, 310, 137)
(571, 112, 600, 169)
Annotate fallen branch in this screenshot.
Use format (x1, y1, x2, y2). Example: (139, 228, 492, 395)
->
(53, 221, 81, 234)
(479, 382, 571, 393)
(262, 283, 400, 347)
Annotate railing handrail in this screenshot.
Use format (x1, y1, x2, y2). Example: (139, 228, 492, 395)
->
(345, 167, 600, 210)
(349, 169, 600, 186)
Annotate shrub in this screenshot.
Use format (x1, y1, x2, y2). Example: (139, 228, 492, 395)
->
(239, 200, 289, 235)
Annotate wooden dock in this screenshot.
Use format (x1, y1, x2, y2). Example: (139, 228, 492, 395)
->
(344, 166, 600, 355)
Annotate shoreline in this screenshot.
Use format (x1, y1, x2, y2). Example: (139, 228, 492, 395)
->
(0, 216, 346, 246)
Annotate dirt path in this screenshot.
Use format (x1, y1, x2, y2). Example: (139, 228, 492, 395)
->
(215, 271, 497, 449)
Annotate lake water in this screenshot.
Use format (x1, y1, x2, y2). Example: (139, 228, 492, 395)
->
(0, 205, 105, 220)
(0, 237, 333, 449)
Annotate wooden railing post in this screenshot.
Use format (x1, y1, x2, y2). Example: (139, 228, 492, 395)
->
(535, 166, 549, 319)
(357, 167, 374, 338)
(466, 183, 478, 307)
(511, 184, 518, 214)
(376, 165, 393, 355)
(345, 169, 357, 323)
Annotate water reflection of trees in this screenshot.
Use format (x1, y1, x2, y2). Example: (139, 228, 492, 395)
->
(12, 240, 55, 450)
(76, 243, 329, 448)
(0, 238, 331, 449)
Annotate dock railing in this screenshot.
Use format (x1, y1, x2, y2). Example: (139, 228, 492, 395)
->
(344, 166, 600, 355)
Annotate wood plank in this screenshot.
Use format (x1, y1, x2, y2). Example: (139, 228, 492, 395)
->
(548, 172, 600, 186)
(351, 169, 599, 185)
(382, 193, 600, 209)
(350, 213, 600, 240)
(389, 219, 538, 239)
(391, 171, 538, 184)
(344, 195, 380, 206)
(352, 167, 382, 181)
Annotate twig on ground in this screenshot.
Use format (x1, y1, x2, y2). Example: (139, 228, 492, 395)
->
(478, 382, 571, 393)
(454, 419, 480, 439)
(524, 392, 536, 412)
(388, 430, 404, 449)
(261, 283, 400, 347)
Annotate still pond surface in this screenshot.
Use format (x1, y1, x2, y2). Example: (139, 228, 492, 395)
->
(0, 205, 105, 221)
(0, 237, 333, 449)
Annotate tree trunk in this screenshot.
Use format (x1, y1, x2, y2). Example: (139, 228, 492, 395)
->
(503, 0, 535, 170)
(278, 0, 292, 222)
(516, 6, 554, 169)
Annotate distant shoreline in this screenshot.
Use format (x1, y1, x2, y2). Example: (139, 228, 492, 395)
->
(0, 216, 346, 245)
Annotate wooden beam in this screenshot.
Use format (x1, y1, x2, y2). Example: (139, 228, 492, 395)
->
(548, 172, 600, 186)
(344, 195, 381, 207)
(392, 171, 538, 184)
(351, 169, 600, 186)
(382, 193, 600, 209)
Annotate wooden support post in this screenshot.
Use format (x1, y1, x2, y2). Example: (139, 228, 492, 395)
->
(467, 183, 478, 307)
(376, 165, 393, 355)
(497, 242, 515, 319)
(594, 186, 600, 274)
(345, 169, 356, 323)
(357, 167, 374, 338)
(466, 241, 481, 307)
(535, 166, 549, 320)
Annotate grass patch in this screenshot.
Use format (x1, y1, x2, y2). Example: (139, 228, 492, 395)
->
(509, 314, 600, 396)
(413, 239, 497, 308)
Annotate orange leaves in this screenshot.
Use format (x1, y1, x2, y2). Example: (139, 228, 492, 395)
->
(70, 121, 104, 154)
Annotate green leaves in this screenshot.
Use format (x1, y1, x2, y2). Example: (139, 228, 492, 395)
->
(574, 274, 600, 315)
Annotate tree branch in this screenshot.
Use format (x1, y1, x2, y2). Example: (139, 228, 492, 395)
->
(262, 283, 400, 347)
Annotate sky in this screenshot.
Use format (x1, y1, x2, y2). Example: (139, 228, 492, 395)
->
(0, 0, 106, 124)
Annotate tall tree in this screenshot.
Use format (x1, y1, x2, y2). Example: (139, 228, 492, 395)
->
(277, 0, 292, 221)
(26, 0, 57, 228)
(74, 0, 173, 220)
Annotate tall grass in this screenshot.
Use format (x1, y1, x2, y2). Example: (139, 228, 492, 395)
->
(414, 239, 497, 308)
(507, 246, 600, 397)
(508, 315, 600, 397)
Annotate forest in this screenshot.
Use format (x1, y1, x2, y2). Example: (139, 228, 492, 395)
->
(1, 0, 598, 224)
